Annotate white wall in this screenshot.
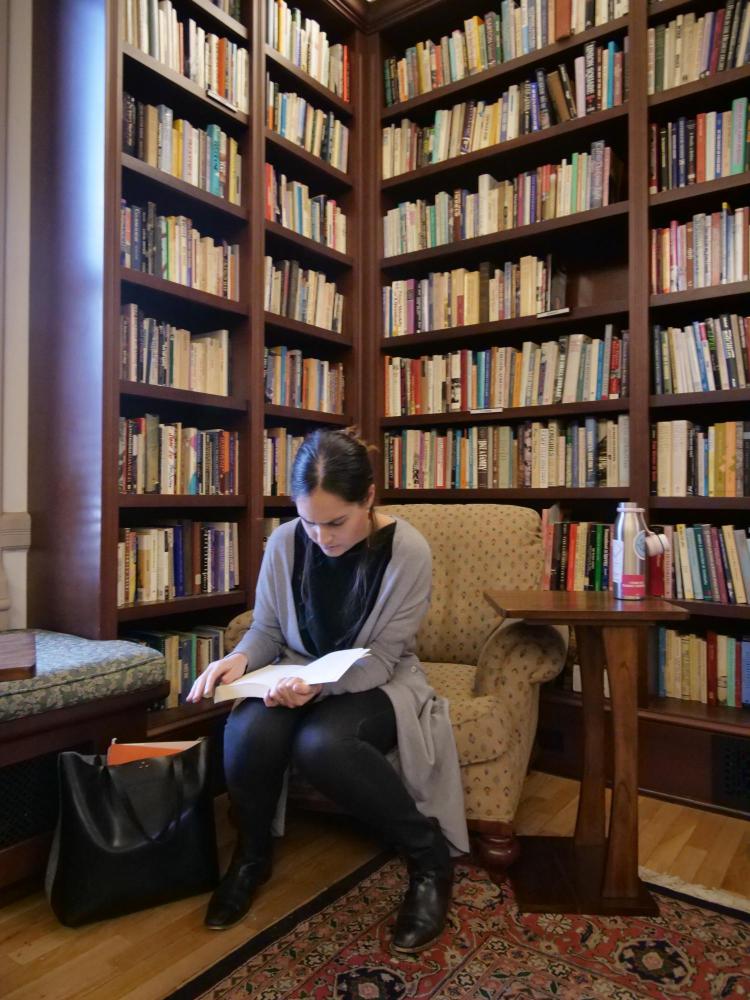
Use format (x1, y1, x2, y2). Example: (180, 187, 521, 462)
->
(0, 0, 32, 628)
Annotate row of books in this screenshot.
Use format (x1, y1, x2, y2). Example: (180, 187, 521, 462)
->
(265, 0, 350, 100)
(381, 47, 626, 178)
(383, 142, 617, 257)
(542, 518, 612, 591)
(650, 204, 750, 294)
(119, 305, 230, 396)
(382, 255, 563, 337)
(264, 163, 347, 252)
(653, 420, 750, 497)
(118, 416, 239, 496)
(122, 94, 242, 204)
(263, 427, 304, 496)
(117, 521, 240, 606)
(383, 416, 630, 489)
(648, 99, 750, 194)
(124, 626, 226, 708)
(382, 0, 628, 106)
(262, 516, 294, 547)
(652, 314, 750, 394)
(122, 1, 250, 112)
(266, 77, 349, 172)
(263, 256, 344, 333)
(263, 346, 345, 414)
(384, 327, 628, 415)
(647, 3, 750, 95)
(120, 199, 241, 300)
(655, 627, 750, 708)
(656, 523, 750, 605)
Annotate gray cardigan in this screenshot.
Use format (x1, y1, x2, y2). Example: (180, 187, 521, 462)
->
(233, 516, 470, 854)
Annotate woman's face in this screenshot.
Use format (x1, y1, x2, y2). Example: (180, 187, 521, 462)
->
(296, 485, 374, 557)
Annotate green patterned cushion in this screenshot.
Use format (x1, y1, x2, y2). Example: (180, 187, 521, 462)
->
(0, 630, 167, 722)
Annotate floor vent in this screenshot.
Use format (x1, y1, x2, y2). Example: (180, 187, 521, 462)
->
(711, 734, 750, 812)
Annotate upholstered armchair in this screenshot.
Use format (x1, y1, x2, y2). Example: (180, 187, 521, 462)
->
(225, 504, 568, 875)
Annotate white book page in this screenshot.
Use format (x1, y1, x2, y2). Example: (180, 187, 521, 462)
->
(214, 648, 370, 703)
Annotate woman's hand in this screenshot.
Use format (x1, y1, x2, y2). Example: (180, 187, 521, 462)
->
(186, 651, 248, 702)
(264, 678, 322, 709)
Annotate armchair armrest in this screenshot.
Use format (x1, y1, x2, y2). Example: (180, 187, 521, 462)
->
(474, 618, 568, 696)
(225, 610, 254, 654)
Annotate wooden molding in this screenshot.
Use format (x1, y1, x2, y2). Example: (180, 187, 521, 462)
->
(0, 512, 31, 550)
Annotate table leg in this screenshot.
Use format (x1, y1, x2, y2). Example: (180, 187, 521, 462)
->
(574, 625, 606, 847)
(602, 625, 640, 899)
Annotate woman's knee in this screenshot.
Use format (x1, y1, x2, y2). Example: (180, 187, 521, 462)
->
(292, 721, 354, 778)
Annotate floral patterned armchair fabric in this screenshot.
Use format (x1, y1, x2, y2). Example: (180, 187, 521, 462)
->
(226, 504, 568, 870)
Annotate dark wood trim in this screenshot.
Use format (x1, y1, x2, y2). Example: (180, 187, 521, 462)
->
(381, 203, 629, 269)
(264, 310, 353, 345)
(382, 399, 629, 427)
(650, 388, 750, 409)
(378, 302, 630, 349)
(146, 697, 232, 737)
(382, 105, 629, 191)
(648, 64, 750, 110)
(263, 495, 296, 507)
(118, 494, 248, 507)
(122, 43, 249, 126)
(117, 591, 248, 621)
(649, 496, 750, 510)
(668, 600, 750, 619)
(380, 15, 629, 120)
(650, 281, 750, 308)
(122, 153, 248, 219)
(265, 128, 353, 188)
(119, 381, 248, 410)
(265, 219, 354, 267)
(121, 268, 249, 313)
(650, 171, 750, 208)
(263, 403, 352, 424)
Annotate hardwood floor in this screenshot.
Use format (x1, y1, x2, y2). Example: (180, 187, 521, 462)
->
(1, 772, 748, 1000)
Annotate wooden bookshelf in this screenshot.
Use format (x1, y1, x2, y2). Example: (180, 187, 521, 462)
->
(27, 0, 750, 812)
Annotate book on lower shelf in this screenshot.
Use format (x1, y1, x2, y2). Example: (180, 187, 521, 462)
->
(653, 626, 750, 708)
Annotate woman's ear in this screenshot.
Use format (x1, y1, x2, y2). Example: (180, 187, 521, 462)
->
(365, 483, 376, 508)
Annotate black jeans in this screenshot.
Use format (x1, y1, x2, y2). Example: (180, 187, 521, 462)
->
(223, 688, 438, 861)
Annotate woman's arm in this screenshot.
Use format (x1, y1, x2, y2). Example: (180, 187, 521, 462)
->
(318, 532, 432, 697)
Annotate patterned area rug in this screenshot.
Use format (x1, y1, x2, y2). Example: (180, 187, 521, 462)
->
(167, 856, 750, 999)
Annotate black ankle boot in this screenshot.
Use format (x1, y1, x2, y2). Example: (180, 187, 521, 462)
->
(205, 849, 272, 930)
(392, 821, 452, 953)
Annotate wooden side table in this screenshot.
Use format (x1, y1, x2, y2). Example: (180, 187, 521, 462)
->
(484, 591, 689, 916)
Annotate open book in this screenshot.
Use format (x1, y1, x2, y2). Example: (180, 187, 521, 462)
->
(214, 647, 370, 703)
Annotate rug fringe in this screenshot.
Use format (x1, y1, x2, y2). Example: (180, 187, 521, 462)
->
(640, 866, 750, 915)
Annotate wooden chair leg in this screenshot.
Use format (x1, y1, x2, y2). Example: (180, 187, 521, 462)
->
(469, 822, 519, 883)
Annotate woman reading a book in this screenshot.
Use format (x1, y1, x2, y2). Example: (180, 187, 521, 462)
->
(187, 428, 468, 950)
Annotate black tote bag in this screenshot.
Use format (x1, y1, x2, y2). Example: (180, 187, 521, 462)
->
(45, 740, 219, 926)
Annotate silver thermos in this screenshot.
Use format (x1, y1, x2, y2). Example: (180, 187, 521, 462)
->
(611, 502, 648, 600)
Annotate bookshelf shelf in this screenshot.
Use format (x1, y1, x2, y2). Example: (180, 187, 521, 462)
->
(265, 129, 352, 188)
(121, 268, 249, 314)
(117, 590, 248, 622)
(147, 697, 232, 737)
(381, 398, 629, 427)
(646, 0, 708, 19)
(381, 105, 629, 193)
(649, 172, 750, 209)
(648, 64, 750, 111)
(185, 0, 248, 40)
(649, 497, 750, 510)
(264, 311, 352, 346)
(381, 203, 630, 269)
(265, 219, 354, 268)
(668, 600, 750, 620)
(382, 487, 627, 501)
(263, 495, 296, 508)
(380, 15, 629, 122)
(122, 44, 249, 126)
(118, 494, 248, 508)
(650, 388, 750, 409)
(119, 381, 247, 411)
(264, 404, 351, 424)
(265, 44, 353, 117)
(650, 280, 750, 309)
(378, 302, 630, 350)
(122, 153, 248, 220)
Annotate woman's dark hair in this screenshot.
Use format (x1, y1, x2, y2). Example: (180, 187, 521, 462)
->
(290, 427, 374, 504)
(291, 428, 378, 647)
